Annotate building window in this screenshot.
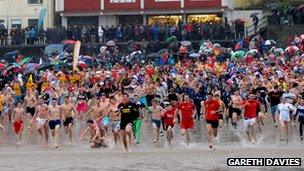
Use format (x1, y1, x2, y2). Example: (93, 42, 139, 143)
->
(28, 19, 38, 28)
(0, 20, 5, 29)
(28, 0, 43, 4)
(110, 0, 135, 3)
(11, 19, 22, 28)
(155, 0, 179, 1)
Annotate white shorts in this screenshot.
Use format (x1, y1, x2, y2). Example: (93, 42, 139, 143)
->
(279, 113, 290, 122)
(244, 118, 256, 131)
(36, 117, 48, 128)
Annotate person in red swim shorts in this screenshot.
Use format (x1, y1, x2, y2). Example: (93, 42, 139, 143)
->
(11, 101, 25, 145)
(201, 93, 222, 149)
(177, 95, 196, 146)
(161, 101, 177, 148)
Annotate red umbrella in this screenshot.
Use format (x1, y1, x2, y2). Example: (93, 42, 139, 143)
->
(285, 46, 299, 53)
(297, 5, 304, 11)
(234, 18, 245, 24)
(61, 39, 76, 45)
(78, 61, 87, 68)
(0, 63, 5, 70)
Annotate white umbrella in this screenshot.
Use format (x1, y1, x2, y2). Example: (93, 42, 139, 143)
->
(245, 49, 259, 57)
(100, 46, 107, 53)
(264, 40, 276, 46)
(180, 41, 191, 46)
(106, 40, 115, 46)
(189, 53, 200, 58)
(213, 43, 221, 48)
(274, 48, 284, 54)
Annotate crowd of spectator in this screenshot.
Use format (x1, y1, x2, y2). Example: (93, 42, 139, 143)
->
(270, 5, 304, 25)
(0, 19, 244, 46)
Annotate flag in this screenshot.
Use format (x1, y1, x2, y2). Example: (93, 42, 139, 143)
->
(73, 41, 81, 71)
(38, 8, 47, 30)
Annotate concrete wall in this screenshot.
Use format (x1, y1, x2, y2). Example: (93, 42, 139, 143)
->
(0, 0, 53, 29)
(234, 0, 263, 9)
(55, 0, 64, 12)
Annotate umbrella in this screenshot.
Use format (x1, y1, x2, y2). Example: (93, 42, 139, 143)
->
(106, 40, 115, 46)
(13, 57, 31, 67)
(37, 63, 54, 71)
(287, 7, 296, 13)
(100, 46, 107, 53)
(231, 50, 246, 59)
(250, 12, 259, 17)
(80, 56, 94, 66)
(300, 34, 304, 41)
(2, 65, 22, 76)
(245, 49, 259, 57)
(24, 63, 40, 74)
(189, 53, 200, 58)
(264, 40, 277, 46)
(285, 46, 299, 52)
(51, 59, 64, 66)
(297, 5, 304, 11)
(166, 36, 177, 44)
(234, 18, 245, 24)
(180, 41, 191, 46)
(78, 61, 87, 68)
(274, 48, 284, 54)
(26, 63, 40, 70)
(1, 50, 18, 64)
(213, 43, 221, 48)
(0, 63, 5, 70)
(61, 39, 76, 44)
(199, 48, 213, 55)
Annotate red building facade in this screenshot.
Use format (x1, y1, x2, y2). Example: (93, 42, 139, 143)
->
(60, 0, 226, 26)
(64, 0, 101, 12)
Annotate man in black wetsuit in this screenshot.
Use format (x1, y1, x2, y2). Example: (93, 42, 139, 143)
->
(118, 94, 139, 153)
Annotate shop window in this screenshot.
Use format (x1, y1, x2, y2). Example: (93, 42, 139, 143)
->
(187, 14, 221, 23)
(11, 19, 22, 28)
(148, 15, 182, 25)
(28, 0, 43, 4)
(28, 19, 38, 28)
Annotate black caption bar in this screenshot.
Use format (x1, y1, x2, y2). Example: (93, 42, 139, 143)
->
(227, 158, 301, 166)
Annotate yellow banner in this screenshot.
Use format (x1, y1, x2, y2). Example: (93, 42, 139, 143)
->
(73, 41, 81, 71)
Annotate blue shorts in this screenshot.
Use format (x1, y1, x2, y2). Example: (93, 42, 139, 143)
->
(152, 119, 161, 128)
(271, 106, 278, 115)
(49, 119, 61, 129)
(139, 96, 148, 107)
(112, 120, 120, 132)
(14, 96, 22, 105)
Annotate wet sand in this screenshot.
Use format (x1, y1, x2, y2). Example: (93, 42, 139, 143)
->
(0, 145, 303, 171)
(0, 118, 303, 171)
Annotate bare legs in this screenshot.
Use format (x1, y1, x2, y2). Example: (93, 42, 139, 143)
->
(120, 124, 132, 153)
(206, 124, 217, 149)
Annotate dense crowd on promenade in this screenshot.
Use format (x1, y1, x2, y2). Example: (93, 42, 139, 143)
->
(0, 19, 241, 46)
